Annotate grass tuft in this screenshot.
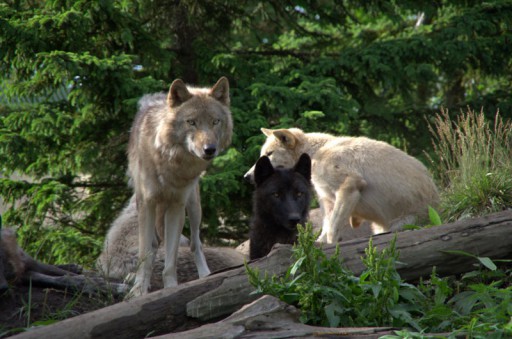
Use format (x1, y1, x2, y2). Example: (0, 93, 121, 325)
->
(428, 107, 512, 221)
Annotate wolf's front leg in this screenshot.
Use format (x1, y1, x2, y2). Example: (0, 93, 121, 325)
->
(316, 197, 334, 243)
(187, 184, 210, 278)
(130, 199, 158, 297)
(162, 203, 186, 287)
(321, 175, 366, 243)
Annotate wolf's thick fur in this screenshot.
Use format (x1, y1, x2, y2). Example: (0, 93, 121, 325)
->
(245, 128, 439, 243)
(96, 197, 245, 291)
(249, 153, 312, 260)
(127, 77, 232, 296)
(0, 229, 100, 293)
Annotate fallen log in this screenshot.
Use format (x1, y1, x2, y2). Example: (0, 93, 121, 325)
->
(327, 209, 512, 281)
(13, 210, 512, 339)
(157, 295, 397, 339)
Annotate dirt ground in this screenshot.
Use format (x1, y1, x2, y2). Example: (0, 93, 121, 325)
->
(0, 283, 122, 337)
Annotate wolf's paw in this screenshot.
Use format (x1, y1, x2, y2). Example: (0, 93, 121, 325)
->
(197, 266, 211, 278)
(125, 280, 149, 299)
(317, 232, 328, 243)
(125, 285, 143, 300)
(162, 271, 179, 288)
(317, 231, 342, 244)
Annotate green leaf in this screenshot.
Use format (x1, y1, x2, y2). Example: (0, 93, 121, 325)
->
(476, 257, 497, 271)
(428, 206, 442, 226)
(290, 256, 306, 276)
(301, 110, 325, 119)
(324, 303, 341, 327)
(30, 319, 59, 326)
(441, 250, 477, 258)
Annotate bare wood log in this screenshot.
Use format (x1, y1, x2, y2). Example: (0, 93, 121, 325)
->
(155, 295, 397, 339)
(13, 210, 512, 339)
(332, 209, 512, 280)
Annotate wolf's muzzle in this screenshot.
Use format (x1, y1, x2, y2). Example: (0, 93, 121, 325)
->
(286, 215, 302, 230)
(243, 167, 255, 184)
(202, 144, 217, 159)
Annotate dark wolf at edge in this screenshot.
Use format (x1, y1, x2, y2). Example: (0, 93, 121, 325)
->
(249, 153, 312, 260)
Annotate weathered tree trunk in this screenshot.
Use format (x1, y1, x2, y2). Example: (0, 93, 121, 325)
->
(326, 209, 512, 281)
(156, 295, 399, 339)
(13, 210, 512, 339)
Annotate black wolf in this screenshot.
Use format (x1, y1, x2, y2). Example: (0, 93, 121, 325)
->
(249, 153, 312, 260)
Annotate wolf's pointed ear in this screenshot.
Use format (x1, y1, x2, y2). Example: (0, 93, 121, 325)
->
(168, 79, 192, 108)
(273, 129, 297, 149)
(294, 153, 311, 181)
(261, 128, 273, 137)
(210, 77, 230, 106)
(254, 156, 275, 186)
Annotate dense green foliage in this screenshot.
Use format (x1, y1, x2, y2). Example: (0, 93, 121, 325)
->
(247, 223, 512, 337)
(1, 1, 512, 266)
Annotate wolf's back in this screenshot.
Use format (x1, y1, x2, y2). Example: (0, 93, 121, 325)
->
(127, 93, 167, 166)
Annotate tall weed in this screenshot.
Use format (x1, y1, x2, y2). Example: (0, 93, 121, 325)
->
(428, 108, 512, 221)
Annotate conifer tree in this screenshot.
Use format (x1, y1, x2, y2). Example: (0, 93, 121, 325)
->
(1, 0, 511, 265)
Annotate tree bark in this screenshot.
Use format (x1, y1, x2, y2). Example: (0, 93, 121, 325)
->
(13, 210, 512, 339)
(156, 295, 399, 339)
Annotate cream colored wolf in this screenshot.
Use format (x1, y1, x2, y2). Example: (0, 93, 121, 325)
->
(128, 77, 232, 296)
(244, 128, 439, 243)
(97, 196, 245, 291)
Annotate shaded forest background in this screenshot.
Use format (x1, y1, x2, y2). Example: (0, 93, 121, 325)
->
(0, 0, 511, 268)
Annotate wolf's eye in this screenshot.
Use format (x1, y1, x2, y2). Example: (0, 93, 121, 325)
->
(266, 151, 273, 157)
(272, 192, 280, 198)
(296, 191, 304, 198)
(187, 120, 196, 126)
(212, 119, 220, 125)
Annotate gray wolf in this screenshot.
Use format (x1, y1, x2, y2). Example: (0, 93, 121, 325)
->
(97, 197, 245, 291)
(127, 77, 232, 296)
(244, 128, 439, 243)
(249, 153, 312, 260)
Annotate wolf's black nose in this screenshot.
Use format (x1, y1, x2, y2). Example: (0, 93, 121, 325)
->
(243, 173, 253, 183)
(288, 216, 301, 225)
(203, 145, 217, 156)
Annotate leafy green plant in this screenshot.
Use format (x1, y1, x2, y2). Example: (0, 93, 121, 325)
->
(246, 224, 512, 337)
(246, 223, 425, 329)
